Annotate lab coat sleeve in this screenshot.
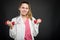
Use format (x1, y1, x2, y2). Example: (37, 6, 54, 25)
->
(9, 18, 17, 39)
(32, 17, 40, 37)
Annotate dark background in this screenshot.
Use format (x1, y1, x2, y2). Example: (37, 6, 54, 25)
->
(0, 0, 60, 40)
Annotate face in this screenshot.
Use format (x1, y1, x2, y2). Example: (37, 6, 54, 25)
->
(19, 3, 29, 16)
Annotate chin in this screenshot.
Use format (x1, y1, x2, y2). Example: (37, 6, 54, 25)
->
(22, 14, 26, 16)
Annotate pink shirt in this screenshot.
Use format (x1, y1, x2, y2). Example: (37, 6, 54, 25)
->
(24, 18, 32, 40)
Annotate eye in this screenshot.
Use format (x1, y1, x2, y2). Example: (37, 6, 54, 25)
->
(22, 7, 25, 9)
(26, 8, 28, 9)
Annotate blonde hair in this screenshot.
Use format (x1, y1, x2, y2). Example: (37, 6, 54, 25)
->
(18, 1, 32, 20)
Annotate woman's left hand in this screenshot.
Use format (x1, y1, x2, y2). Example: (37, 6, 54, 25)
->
(36, 18, 42, 24)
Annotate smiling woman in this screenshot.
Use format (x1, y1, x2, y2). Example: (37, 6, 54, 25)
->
(19, 1, 32, 20)
(5, 1, 42, 40)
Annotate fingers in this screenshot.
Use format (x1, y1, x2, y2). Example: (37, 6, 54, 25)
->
(37, 18, 42, 23)
(5, 20, 15, 26)
(34, 18, 42, 24)
(5, 20, 11, 25)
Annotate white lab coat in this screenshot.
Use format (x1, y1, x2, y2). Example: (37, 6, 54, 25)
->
(9, 15, 39, 40)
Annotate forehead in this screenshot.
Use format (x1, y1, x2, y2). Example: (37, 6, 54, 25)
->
(21, 3, 29, 7)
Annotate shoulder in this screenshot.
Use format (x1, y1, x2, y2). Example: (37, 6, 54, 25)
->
(11, 16, 20, 21)
(32, 16, 36, 20)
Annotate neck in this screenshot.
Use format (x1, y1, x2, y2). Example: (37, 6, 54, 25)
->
(20, 15, 28, 22)
(20, 14, 28, 18)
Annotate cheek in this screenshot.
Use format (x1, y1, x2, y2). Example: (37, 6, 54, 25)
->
(19, 8, 23, 13)
(19, 8, 21, 12)
(26, 9, 29, 12)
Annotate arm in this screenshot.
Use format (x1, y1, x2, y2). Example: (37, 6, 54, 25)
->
(9, 18, 17, 39)
(32, 17, 41, 37)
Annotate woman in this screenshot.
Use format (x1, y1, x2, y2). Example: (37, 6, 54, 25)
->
(6, 1, 42, 40)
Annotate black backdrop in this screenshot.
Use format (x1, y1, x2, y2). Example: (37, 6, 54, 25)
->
(0, 0, 60, 40)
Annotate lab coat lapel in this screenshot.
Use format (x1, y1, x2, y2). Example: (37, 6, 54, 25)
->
(16, 16, 25, 40)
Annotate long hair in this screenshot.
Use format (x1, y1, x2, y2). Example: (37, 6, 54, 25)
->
(18, 1, 32, 20)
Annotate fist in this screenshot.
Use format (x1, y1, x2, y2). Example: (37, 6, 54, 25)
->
(37, 18, 42, 24)
(34, 18, 42, 24)
(5, 20, 15, 26)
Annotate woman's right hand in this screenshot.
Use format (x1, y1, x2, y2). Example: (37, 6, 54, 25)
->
(5, 20, 13, 29)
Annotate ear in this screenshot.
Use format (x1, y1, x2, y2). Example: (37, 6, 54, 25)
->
(18, 8, 20, 11)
